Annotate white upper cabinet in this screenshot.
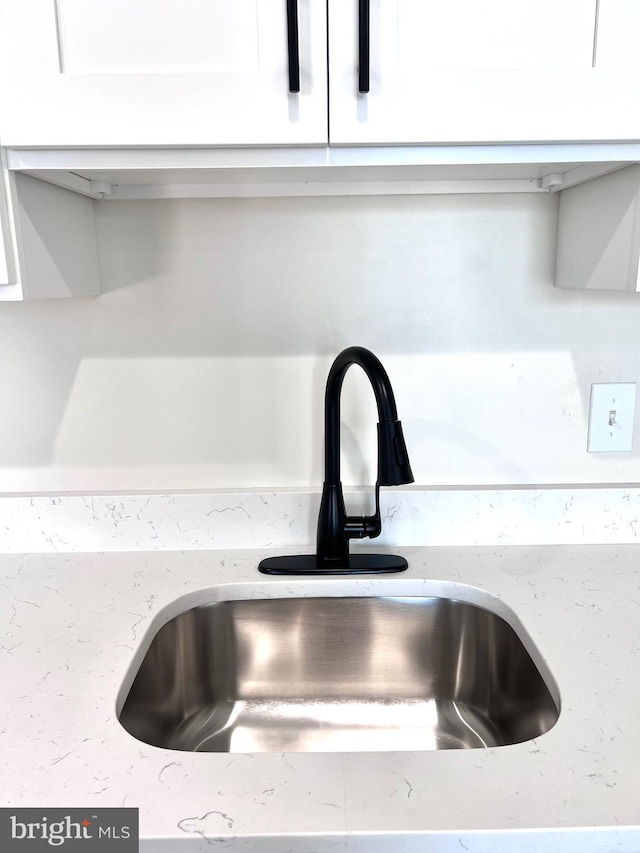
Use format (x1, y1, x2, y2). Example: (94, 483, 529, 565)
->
(2, 0, 640, 150)
(0, 0, 328, 146)
(328, 0, 640, 145)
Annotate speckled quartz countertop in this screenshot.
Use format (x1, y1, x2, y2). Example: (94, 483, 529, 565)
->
(1, 544, 640, 852)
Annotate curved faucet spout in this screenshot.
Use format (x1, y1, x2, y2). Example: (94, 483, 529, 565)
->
(317, 346, 414, 566)
(324, 346, 398, 483)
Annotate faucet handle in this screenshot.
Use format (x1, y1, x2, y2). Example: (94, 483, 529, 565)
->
(344, 484, 382, 541)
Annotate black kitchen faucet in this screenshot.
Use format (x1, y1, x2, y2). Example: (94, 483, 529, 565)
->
(259, 346, 413, 575)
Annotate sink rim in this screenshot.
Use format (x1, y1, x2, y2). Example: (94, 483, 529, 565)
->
(115, 577, 562, 724)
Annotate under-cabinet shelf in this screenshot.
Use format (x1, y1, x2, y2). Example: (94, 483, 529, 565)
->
(3, 144, 640, 300)
(6, 143, 640, 200)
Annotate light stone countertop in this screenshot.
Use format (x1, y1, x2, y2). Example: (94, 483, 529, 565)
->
(1, 544, 639, 852)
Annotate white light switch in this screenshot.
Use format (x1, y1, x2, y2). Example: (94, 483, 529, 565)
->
(587, 383, 636, 452)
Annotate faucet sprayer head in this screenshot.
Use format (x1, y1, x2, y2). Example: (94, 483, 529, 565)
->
(377, 420, 414, 486)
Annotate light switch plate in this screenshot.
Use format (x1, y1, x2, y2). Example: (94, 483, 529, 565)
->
(587, 383, 636, 452)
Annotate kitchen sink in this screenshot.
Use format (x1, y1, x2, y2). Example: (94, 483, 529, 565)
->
(118, 595, 559, 753)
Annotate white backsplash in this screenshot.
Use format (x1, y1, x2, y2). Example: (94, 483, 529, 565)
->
(3, 194, 640, 495)
(1, 487, 639, 553)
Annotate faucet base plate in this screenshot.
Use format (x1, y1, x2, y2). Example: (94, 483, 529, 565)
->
(258, 554, 408, 575)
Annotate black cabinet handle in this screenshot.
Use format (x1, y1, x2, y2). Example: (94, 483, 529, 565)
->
(286, 0, 300, 93)
(359, 0, 370, 93)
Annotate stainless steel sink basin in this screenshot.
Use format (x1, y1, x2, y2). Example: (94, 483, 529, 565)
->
(118, 596, 559, 753)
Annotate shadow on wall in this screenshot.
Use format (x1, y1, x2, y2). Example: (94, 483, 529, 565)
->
(0, 192, 639, 489)
(94, 193, 564, 357)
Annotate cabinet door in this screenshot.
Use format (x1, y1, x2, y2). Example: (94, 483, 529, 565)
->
(329, 0, 640, 145)
(0, 0, 328, 146)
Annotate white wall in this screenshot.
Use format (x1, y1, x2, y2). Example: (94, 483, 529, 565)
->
(0, 192, 639, 493)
